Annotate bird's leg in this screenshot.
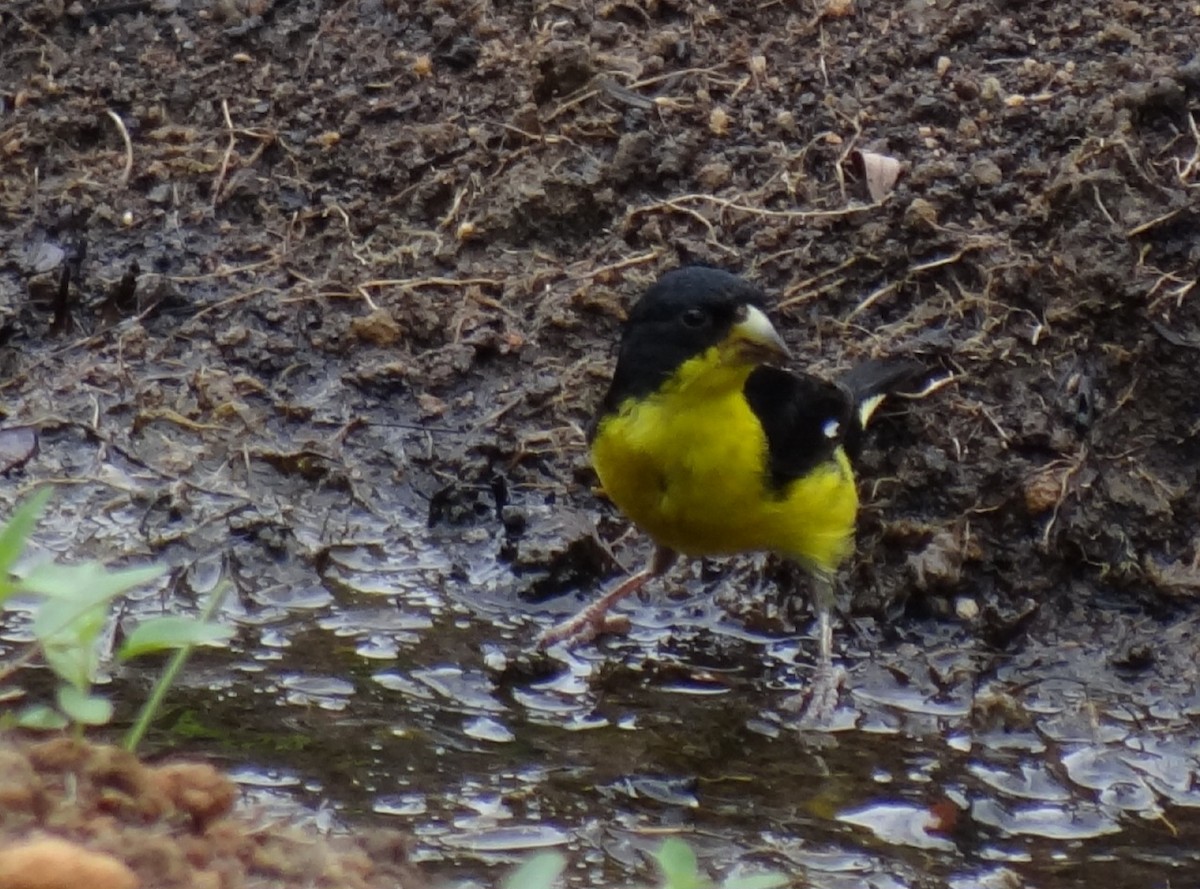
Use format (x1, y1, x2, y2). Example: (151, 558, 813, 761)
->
(785, 572, 845, 723)
(536, 546, 677, 650)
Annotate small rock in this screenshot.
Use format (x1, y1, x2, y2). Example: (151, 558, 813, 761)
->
(351, 308, 403, 347)
(0, 838, 138, 889)
(903, 197, 939, 230)
(908, 528, 965, 590)
(708, 106, 730, 135)
(696, 160, 732, 190)
(1023, 464, 1068, 514)
(149, 762, 237, 827)
(970, 158, 1003, 187)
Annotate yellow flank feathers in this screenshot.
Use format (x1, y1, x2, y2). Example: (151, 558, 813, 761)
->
(591, 343, 858, 573)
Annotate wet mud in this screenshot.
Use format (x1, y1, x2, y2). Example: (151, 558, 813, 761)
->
(2, 0, 1200, 886)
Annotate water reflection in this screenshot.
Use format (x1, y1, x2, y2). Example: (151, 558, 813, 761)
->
(35, 516, 1194, 889)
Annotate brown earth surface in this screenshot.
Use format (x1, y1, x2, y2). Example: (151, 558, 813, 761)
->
(0, 738, 424, 889)
(2, 0, 1200, 886)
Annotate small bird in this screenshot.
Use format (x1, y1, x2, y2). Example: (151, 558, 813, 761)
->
(538, 266, 921, 718)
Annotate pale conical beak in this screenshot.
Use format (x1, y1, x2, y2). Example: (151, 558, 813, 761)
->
(730, 304, 791, 365)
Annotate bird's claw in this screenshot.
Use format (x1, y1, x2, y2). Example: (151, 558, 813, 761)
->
(535, 564, 657, 651)
(536, 611, 631, 651)
(782, 662, 846, 727)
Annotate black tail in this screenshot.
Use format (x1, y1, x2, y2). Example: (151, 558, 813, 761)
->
(838, 359, 924, 459)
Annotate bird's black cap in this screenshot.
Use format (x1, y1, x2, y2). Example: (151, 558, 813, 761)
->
(599, 267, 770, 418)
(625, 266, 767, 324)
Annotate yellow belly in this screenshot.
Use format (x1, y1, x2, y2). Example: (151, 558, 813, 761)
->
(591, 383, 858, 573)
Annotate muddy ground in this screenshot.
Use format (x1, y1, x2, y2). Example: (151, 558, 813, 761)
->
(0, 737, 426, 888)
(2, 0, 1200, 887)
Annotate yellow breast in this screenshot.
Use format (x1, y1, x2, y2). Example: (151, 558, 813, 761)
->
(590, 354, 859, 573)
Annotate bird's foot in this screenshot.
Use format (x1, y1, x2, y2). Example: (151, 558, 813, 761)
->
(782, 662, 846, 727)
(535, 563, 660, 651)
(536, 608, 631, 651)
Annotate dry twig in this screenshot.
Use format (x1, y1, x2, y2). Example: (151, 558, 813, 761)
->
(104, 109, 133, 185)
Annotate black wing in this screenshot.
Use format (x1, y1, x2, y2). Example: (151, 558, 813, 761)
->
(836, 359, 925, 459)
(742, 366, 853, 494)
(744, 359, 924, 493)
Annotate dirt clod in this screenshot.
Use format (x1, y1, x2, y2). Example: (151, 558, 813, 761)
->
(0, 740, 424, 889)
(351, 309, 404, 347)
(0, 837, 138, 889)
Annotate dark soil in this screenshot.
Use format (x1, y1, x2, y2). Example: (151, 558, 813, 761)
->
(0, 737, 424, 889)
(2, 0, 1200, 885)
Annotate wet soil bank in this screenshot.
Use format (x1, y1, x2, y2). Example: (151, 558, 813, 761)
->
(2, 0, 1200, 886)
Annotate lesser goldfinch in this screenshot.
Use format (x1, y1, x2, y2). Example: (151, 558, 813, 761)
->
(540, 266, 921, 717)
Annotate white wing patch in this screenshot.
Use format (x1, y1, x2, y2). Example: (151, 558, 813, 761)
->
(857, 392, 888, 428)
(822, 419, 840, 439)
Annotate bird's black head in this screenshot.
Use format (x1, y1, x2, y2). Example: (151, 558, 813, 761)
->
(599, 266, 790, 416)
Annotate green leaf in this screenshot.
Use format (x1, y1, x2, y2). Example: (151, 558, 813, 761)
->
(721, 874, 792, 889)
(123, 580, 231, 754)
(32, 591, 113, 664)
(503, 852, 566, 889)
(28, 563, 167, 682)
(16, 703, 69, 731)
(118, 616, 234, 660)
(21, 562, 164, 602)
(656, 838, 707, 889)
(0, 488, 52, 604)
(41, 638, 98, 690)
(56, 685, 114, 725)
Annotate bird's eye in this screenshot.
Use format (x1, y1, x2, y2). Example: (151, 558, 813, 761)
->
(680, 308, 708, 328)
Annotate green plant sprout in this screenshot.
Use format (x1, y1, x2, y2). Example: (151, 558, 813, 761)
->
(0, 488, 233, 749)
(506, 840, 791, 889)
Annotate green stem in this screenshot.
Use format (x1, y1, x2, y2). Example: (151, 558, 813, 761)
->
(123, 581, 229, 752)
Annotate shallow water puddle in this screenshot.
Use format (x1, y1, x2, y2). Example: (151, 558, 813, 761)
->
(6, 471, 1199, 886)
(103, 582, 1200, 889)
